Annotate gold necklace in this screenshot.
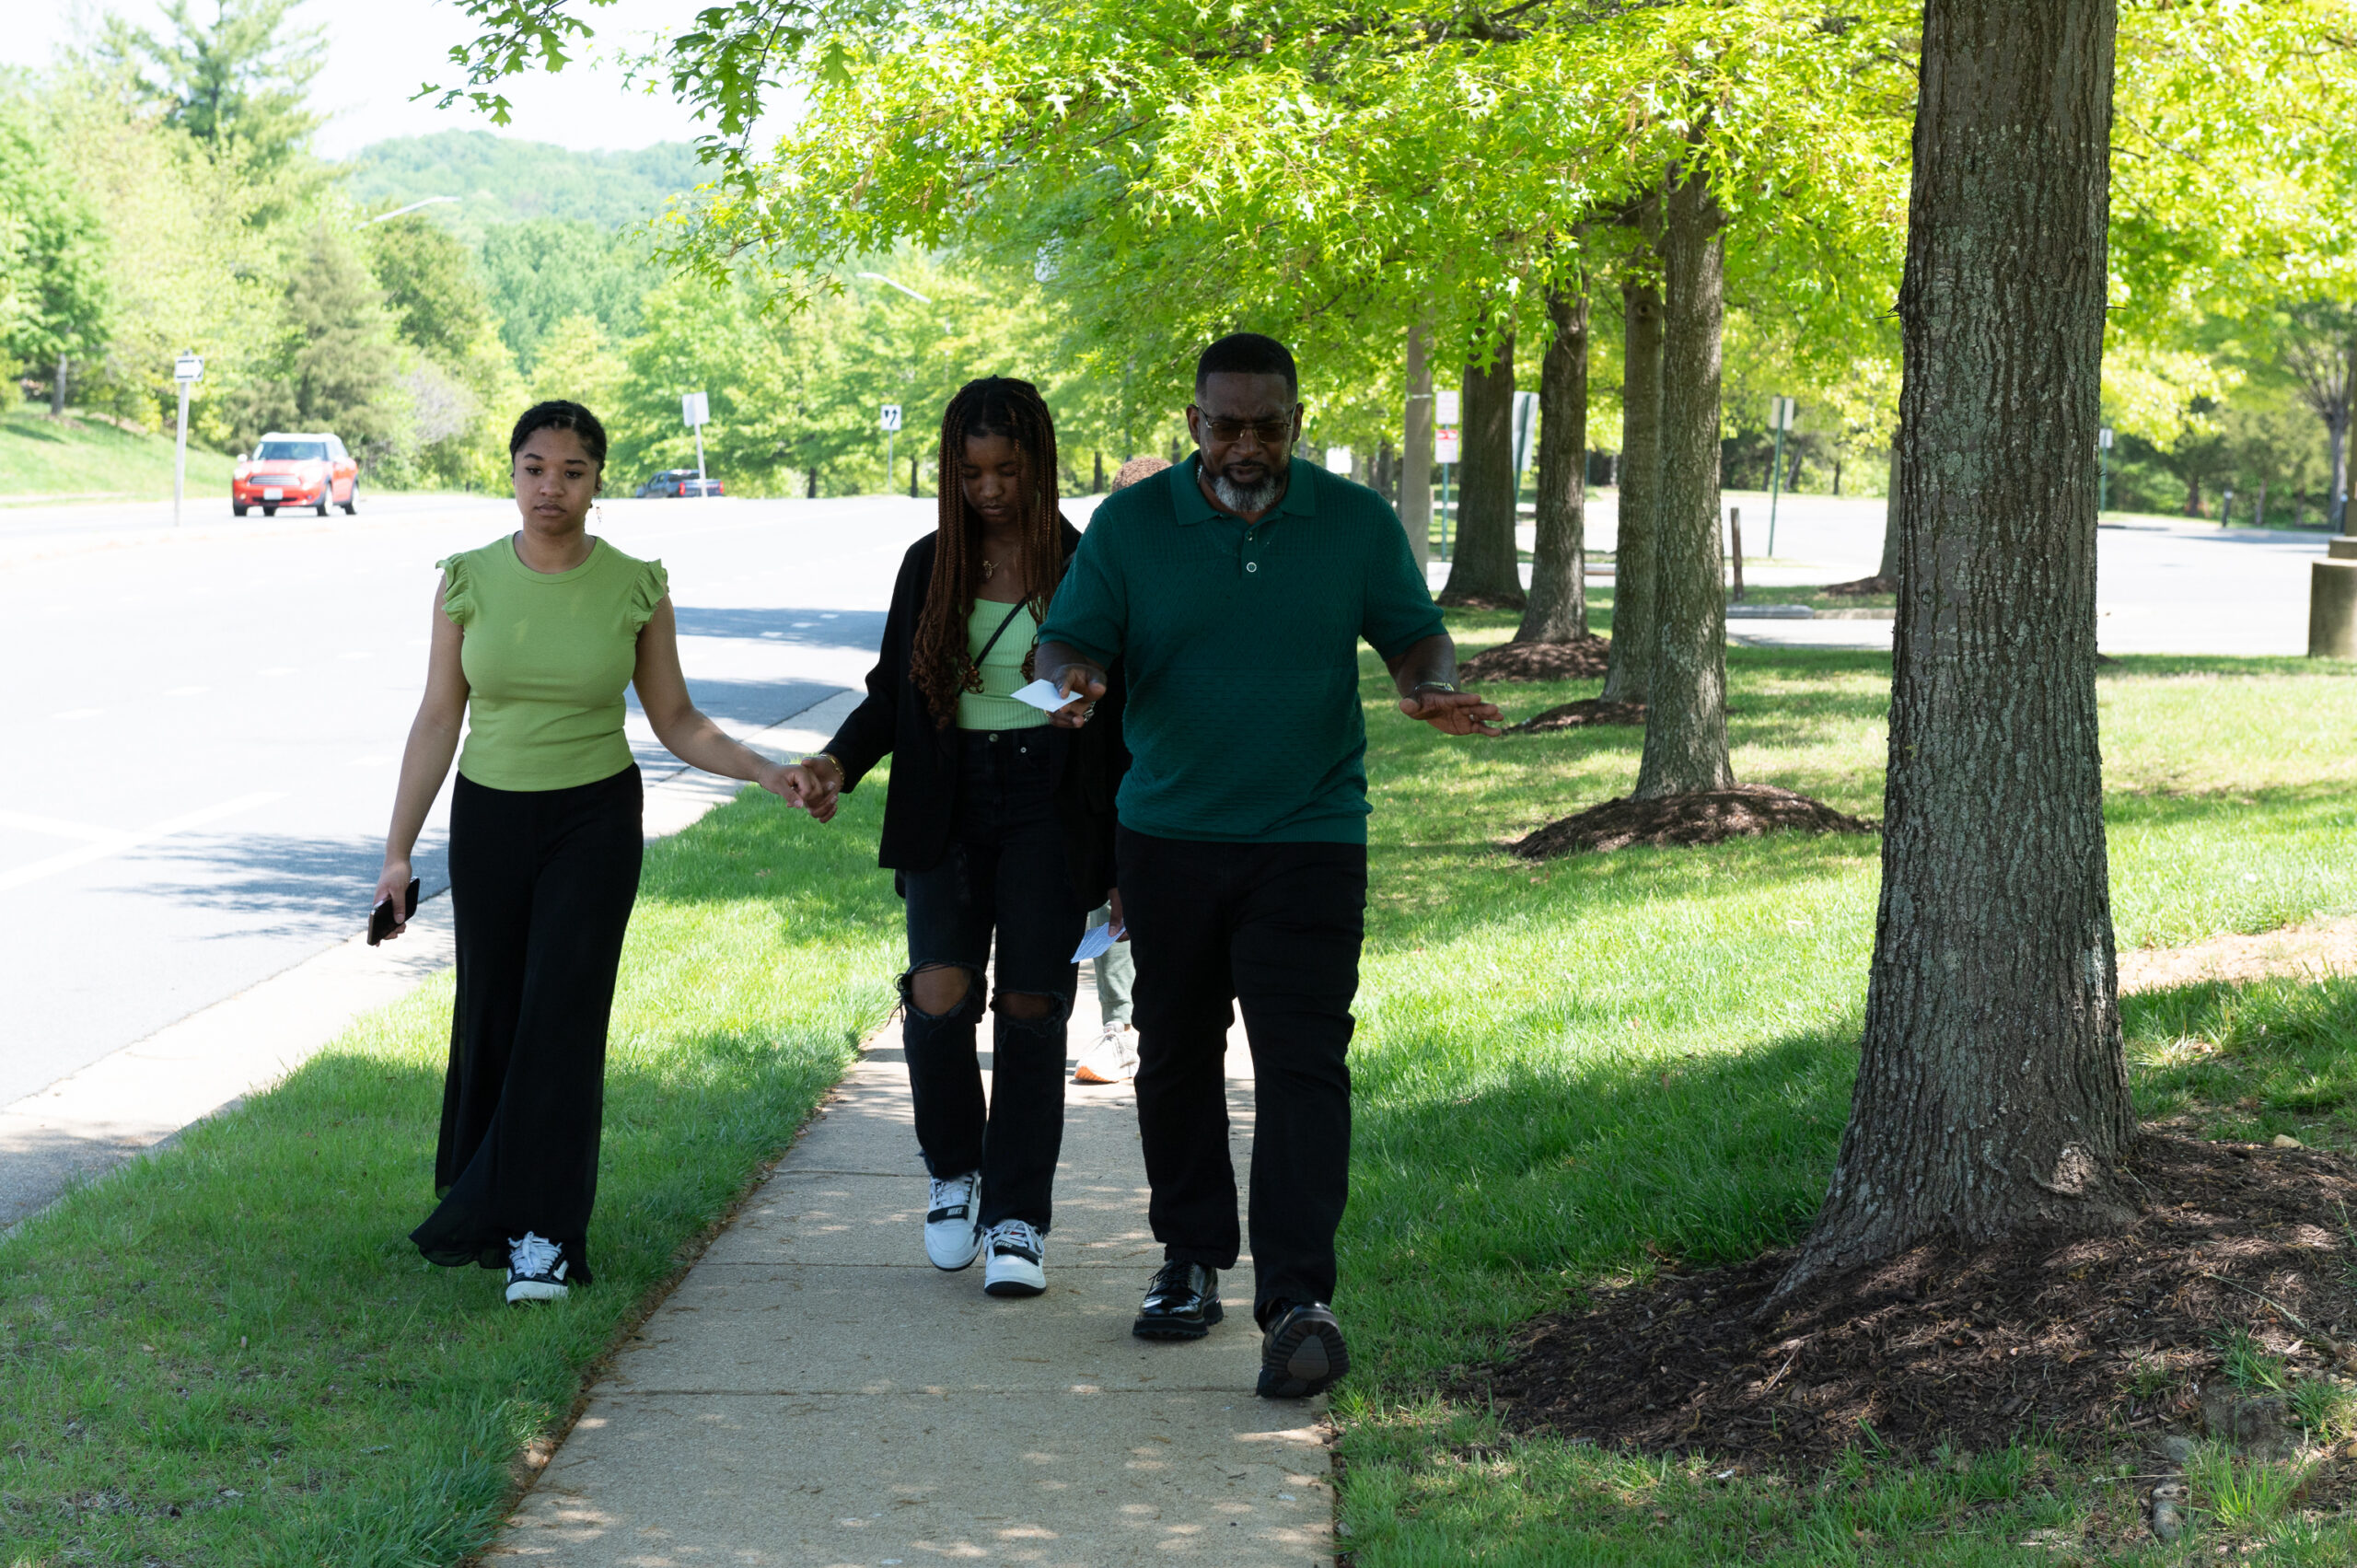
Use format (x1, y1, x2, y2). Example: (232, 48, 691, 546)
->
(981, 556, 996, 582)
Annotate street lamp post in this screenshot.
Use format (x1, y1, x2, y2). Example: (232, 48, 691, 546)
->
(2098, 426, 2113, 516)
(1766, 396, 1797, 558)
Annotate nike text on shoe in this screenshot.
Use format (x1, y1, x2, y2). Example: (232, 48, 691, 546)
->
(924, 1172, 984, 1270)
(1132, 1260, 1224, 1340)
(982, 1218, 1047, 1297)
(505, 1232, 570, 1305)
(1258, 1301, 1350, 1399)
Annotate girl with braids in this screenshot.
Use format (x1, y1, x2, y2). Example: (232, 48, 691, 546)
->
(783, 377, 1126, 1299)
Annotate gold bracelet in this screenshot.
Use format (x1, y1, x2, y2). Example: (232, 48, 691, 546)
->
(802, 752, 844, 784)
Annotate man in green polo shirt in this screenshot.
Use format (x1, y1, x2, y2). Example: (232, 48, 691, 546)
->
(1037, 331, 1499, 1400)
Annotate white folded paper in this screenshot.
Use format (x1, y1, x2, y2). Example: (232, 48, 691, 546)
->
(1011, 678, 1086, 713)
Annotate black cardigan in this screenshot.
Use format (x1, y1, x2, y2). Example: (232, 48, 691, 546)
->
(821, 522, 1127, 906)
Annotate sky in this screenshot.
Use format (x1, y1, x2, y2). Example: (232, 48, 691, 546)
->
(8, 0, 723, 156)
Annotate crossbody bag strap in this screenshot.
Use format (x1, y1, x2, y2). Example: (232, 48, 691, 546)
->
(970, 597, 1031, 667)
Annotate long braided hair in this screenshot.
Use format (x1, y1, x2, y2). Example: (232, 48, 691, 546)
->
(911, 377, 1067, 727)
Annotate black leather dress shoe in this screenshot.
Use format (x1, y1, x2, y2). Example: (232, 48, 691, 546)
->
(1132, 1260, 1224, 1340)
(1257, 1301, 1350, 1398)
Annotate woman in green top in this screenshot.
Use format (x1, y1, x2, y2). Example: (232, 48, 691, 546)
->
(374, 400, 813, 1307)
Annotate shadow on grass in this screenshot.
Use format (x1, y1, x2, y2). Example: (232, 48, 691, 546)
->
(2129, 971, 2357, 1143)
(0, 777, 903, 1566)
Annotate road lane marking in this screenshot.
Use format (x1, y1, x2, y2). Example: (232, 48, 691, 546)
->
(0, 792, 288, 893)
(0, 811, 126, 843)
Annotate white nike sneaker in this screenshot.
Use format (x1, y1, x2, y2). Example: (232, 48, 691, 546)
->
(1074, 1023, 1140, 1085)
(982, 1218, 1046, 1297)
(505, 1232, 570, 1305)
(924, 1171, 984, 1270)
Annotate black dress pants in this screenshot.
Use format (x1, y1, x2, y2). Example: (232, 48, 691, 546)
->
(1117, 827, 1367, 1322)
(412, 765, 643, 1282)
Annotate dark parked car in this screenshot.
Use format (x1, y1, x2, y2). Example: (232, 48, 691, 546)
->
(636, 469, 724, 498)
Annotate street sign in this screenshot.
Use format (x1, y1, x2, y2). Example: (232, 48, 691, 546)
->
(1434, 390, 1461, 425)
(1511, 389, 1538, 477)
(1769, 395, 1798, 433)
(1435, 428, 1462, 465)
(174, 354, 203, 383)
(880, 404, 903, 433)
(681, 391, 709, 427)
(2098, 427, 2114, 450)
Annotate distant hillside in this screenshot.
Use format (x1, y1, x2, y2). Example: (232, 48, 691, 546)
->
(342, 131, 705, 238)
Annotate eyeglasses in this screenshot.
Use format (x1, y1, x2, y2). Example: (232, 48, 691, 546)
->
(1196, 413, 1295, 444)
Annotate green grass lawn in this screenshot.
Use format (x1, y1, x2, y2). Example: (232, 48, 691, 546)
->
(0, 781, 898, 1566)
(1336, 608, 2357, 1564)
(0, 405, 235, 505)
(6, 589, 2354, 1565)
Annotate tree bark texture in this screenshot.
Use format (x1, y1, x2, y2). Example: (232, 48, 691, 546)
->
(1441, 334, 1527, 607)
(1517, 281, 1590, 643)
(1782, 0, 2134, 1295)
(1402, 323, 1435, 568)
(1632, 170, 1733, 798)
(1877, 436, 1904, 583)
(1603, 278, 1664, 704)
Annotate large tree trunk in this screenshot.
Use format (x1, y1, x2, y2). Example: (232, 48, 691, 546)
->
(1632, 169, 1733, 798)
(1441, 335, 1526, 607)
(1602, 276, 1664, 704)
(1401, 323, 1434, 568)
(1517, 280, 1590, 643)
(1780, 0, 2133, 1295)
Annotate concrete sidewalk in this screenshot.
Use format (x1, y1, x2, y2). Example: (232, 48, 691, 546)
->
(490, 977, 1336, 1566)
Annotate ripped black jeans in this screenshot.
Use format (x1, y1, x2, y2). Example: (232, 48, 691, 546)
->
(900, 727, 1083, 1232)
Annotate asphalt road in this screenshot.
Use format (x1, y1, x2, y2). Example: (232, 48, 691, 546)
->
(0, 492, 935, 1109)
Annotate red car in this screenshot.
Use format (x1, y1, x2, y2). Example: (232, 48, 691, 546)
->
(234, 433, 359, 517)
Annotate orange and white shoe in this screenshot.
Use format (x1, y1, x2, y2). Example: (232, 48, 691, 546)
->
(1074, 1023, 1140, 1085)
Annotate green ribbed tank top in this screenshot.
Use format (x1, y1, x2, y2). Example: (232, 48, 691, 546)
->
(438, 535, 669, 790)
(957, 598, 1050, 731)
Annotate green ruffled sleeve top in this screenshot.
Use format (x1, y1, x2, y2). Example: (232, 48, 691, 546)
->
(437, 536, 669, 791)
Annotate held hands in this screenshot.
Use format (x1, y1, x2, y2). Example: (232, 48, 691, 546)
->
(1048, 662, 1108, 729)
(372, 857, 412, 942)
(773, 757, 842, 822)
(1399, 688, 1504, 736)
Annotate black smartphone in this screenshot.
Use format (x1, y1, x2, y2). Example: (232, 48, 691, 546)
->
(368, 878, 421, 946)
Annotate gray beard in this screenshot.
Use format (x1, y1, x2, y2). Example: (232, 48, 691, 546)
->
(1209, 467, 1283, 516)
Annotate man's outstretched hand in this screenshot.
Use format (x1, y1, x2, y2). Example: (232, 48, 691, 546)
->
(1399, 689, 1503, 736)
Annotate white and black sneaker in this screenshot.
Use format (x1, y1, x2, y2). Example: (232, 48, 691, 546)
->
(924, 1172, 984, 1270)
(982, 1218, 1046, 1297)
(505, 1232, 570, 1305)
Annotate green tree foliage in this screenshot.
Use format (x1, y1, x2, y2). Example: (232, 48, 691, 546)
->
(363, 214, 496, 364)
(99, 0, 323, 177)
(477, 218, 664, 367)
(0, 102, 111, 400)
(343, 132, 705, 241)
(238, 224, 397, 453)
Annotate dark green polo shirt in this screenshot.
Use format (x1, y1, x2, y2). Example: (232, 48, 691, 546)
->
(1040, 454, 1445, 843)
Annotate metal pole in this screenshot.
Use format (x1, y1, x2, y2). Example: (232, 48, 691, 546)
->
(2099, 444, 2108, 515)
(886, 430, 895, 494)
(1439, 462, 1453, 559)
(174, 379, 190, 527)
(1766, 421, 1785, 560)
(694, 424, 708, 497)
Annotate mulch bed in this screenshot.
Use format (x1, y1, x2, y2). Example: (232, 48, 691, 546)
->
(1509, 784, 1877, 857)
(1824, 574, 1897, 597)
(1459, 634, 1611, 683)
(1485, 1133, 2357, 1470)
(1437, 590, 1528, 611)
(1510, 699, 1647, 733)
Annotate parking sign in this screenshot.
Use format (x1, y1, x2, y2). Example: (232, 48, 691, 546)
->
(880, 404, 903, 433)
(681, 391, 709, 427)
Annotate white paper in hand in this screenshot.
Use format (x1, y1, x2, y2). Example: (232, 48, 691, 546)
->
(1071, 923, 1118, 964)
(1011, 678, 1085, 714)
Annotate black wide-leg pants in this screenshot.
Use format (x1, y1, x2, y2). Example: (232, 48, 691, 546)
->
(1117, 827, 1367, 1324)
(411, 765, 643, 1282)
